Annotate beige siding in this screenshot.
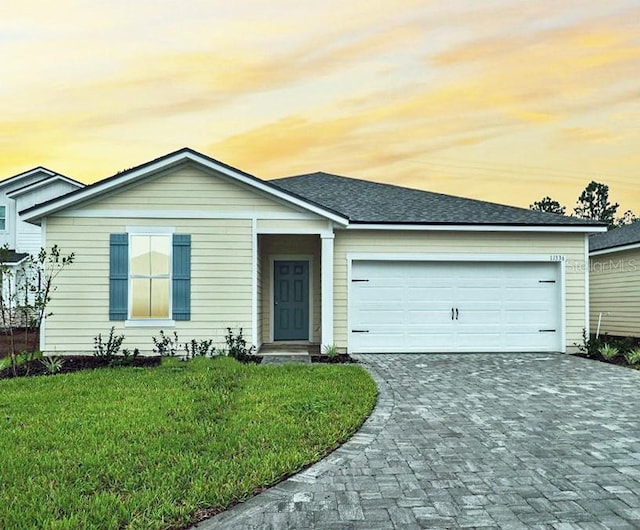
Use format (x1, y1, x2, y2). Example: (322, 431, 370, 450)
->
(78, 164, 301, 214)
(590, 249, 640, 337)
(333, 230, 587, 352)
(44, 216, 253, 354)
(260, 235, 321, 343)
(257, 219, 329, 233)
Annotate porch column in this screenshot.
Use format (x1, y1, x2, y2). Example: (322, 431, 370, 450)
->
(321, 233, 334, 347)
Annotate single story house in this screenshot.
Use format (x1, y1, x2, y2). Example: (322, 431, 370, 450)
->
(589, 223, 640, 338)
(22, 148, 605, 355)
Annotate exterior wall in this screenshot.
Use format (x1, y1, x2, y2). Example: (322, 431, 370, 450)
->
(333, 230, 588, 353)
(259, 234, 321, 343)
(590, 248, 640, 337)
(44, 216, 253, 354)
(41, 165, 327, 355)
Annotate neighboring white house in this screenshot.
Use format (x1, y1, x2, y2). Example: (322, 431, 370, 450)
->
(0, 167, 84, 258)
(0, 167, 84, 320)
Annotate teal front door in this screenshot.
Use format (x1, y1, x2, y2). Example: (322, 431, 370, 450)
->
(274, 260, 309, 341)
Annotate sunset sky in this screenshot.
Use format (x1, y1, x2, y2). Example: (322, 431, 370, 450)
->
(2, 1, 639, 212)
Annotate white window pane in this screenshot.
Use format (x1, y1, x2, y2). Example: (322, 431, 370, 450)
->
(130, 235, 150, 275)
(131, 278, 151, 318)
(150, 278, 170, 318)
(150, 235, 170, 275)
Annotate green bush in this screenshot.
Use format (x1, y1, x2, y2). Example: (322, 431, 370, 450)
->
(183, 338, 215, 359)
(94, 327, 124, 360)
(39, 356, 65, 374)
(152, 330, 179, 356)
(599, 344, 620, 360)
(624, 348, 640, 365)
(322, 344, 339, 358)
(225, 327, 254, 359)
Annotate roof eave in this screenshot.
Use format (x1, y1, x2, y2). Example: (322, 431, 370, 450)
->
(345, 222, 607, 233)
(590, 241, 640, 256)
(8, 175, 84, 198)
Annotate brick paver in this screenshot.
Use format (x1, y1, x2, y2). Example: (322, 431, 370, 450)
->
(192, 354, 640, 529)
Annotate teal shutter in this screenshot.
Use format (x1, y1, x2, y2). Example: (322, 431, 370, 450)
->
(109, 234, 128, 320)
(172, 234, 191, 321)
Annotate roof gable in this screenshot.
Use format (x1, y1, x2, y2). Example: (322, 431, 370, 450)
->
(273, 172, 606, 228)
(21, 148, 348, 225)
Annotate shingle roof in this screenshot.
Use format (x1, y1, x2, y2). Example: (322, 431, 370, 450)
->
(272, 172, 603, 226)
(590, 222, 640, 252)
(0, 250, 29, 265)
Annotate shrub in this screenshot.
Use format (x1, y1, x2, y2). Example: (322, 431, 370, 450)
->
(322, 344, 339, 358)
(624, 348, 640, 366)
(115, 348, 140, 367)
(225, 327, 254, 359)
(94, 327, 124, 360)
(152, 330, 179, 356)
(575, 329, 606, 357)
(183, 339, 215, 359)
(599, 344, 620, 361)
(39, 356, 64, 374)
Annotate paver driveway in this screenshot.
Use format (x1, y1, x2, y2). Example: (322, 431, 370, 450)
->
(194, 354, 640, 529)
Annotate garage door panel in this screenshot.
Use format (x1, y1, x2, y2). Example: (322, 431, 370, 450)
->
(504, 310, 553, 325)
(350, 260, 562, 353)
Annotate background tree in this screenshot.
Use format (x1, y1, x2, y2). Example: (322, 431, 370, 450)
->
(530, 196, 566, 215)
(615, 209, 638, 227)
(573, 181, 619, 228)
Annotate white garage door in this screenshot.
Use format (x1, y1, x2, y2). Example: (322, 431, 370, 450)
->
(349, 260, 562, 353)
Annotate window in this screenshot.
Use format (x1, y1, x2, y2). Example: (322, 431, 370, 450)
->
(130, 234, 171, 319)
(109, 232, 191, 323)
(0, 205, 6, 231)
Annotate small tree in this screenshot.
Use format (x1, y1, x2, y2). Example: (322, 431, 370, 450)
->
(530, 196, 566, 215)
(574, 181, 619, 228)
(0, 245, 74, 375)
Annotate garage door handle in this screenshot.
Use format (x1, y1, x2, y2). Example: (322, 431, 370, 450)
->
(538, 329, 556, 332)
(352, 329, 370, 333)
(456, 308, 459, 320)
(451, 308, 454, 320)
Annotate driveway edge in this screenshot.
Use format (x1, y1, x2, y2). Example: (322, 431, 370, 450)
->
(192, 359, 392, 529)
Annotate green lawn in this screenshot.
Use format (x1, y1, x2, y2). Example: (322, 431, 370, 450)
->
(0, 356, 377, 530)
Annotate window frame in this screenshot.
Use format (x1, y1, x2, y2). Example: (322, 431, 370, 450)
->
(0, 205, 7, 232)
(125, 227, 175, 327)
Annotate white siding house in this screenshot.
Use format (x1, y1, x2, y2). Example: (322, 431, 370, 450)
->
(0, 167, 84, 257)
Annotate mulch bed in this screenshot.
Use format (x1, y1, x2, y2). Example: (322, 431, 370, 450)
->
(0, 356, 162, 379)
(573, 352, 632, 367)
(0, 352, 358, 380)
(311, 354, 357, 364)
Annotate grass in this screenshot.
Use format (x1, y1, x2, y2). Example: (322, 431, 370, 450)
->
(0, 356, 377, 530)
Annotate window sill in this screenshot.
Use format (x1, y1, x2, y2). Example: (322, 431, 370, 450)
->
(125, 319, 176, 328)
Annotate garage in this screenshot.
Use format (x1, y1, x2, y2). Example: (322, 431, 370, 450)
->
(349, 260, 562, 353)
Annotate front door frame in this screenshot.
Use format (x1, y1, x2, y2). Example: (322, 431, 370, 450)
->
(269, 254, 314, 342)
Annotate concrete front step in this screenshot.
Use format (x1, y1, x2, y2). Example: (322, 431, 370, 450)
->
(261, 354, 311, 365)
